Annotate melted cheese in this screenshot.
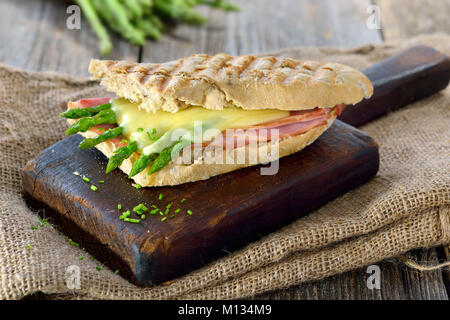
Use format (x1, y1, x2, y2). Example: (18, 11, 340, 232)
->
(112, 98, 289, 154)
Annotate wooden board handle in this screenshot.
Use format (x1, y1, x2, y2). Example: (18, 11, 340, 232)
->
(339, 45, 450, 127)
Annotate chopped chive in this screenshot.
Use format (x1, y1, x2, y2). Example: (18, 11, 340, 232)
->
(150, 208, 159, 215)
(147, 132, 157, 141)
(25, 244, 31, 250)
(158, 193, 163, 200)
(31, 226, 38, 230)
(137, 127, 143, 132)
(146, 128, 159, 141)
(98, 180, 104, 184)
(141, 215, 146, 220)
(133, 204, 148, 213)
(180, 198, 186, 203)
(90, 185, 98, 192)
(68, 239, 80, 247)
(96, 266, 102, 271)
(90, 256, 96, 261)
(175, 208, 180, 214)
(117, 204, 122, 210)
(123, 210, 131, 218)
(114, 270, 119, 275)
(187, 210, 193, 216)
(133, 183, 142, 190)
(169, 214, 175, 219)
(79, 255, 84, 260)
(164, 208, 170, 215)
(159, 211, 164, 216)
(119, 215, 125, 220)
(124, 218, 140, 224)
(166, 203, 172, 209)
(82, 176, 90, 183)
(161, 217, 167, 222)
(151, 205, 158, 209)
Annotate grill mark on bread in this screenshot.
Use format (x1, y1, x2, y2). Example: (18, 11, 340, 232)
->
(109, 61, 136, 74)
(231, 55, 256, 79)
(160, 58, 187, 92)
(135, 63, 158, 74)
(206, 53, 234, 80)
(241, 56, 276, 80)
(100, 56, 348, 87)
(89, 54, 373, 112)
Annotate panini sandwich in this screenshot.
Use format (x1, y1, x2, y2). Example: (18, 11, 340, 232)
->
(61, 53, 373, 186)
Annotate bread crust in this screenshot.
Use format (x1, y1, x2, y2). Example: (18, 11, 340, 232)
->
(89, 54, 373, 113)
(70, 114, 336, 187)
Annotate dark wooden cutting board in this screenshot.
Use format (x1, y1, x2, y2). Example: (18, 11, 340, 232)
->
(23, 121, 378, 285)
(22, 45, 449, 286)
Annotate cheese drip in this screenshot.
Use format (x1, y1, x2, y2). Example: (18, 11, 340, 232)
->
(112, 98, 289, 154)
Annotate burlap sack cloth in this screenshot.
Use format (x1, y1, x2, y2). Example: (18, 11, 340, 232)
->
(0, 34, 449, 300)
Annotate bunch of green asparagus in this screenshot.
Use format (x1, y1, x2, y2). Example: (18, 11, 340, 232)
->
(61, 102, 191, 177)
(74, 0, 239, 55)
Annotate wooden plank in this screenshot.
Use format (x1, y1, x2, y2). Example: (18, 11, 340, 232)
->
(442, 245, 450, 295)
(22, 120, 379, 286)
(252, 249, 449, 300)
(377, 0, 450, 41)
(0, 0, 139, 76)
(141, 0, 382, 62)
(340, 45, 450, 127)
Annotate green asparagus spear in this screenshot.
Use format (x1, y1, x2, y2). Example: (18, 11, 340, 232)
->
(106, 141, 138, 173)
(79, 126, 123, 149)
(59, 102, 112, 119)
(93, 0, 115, 27)
(183, 0, 198, 7)
(66, 109, 116, 135)
(122, 0, 144, 20)
(104, 0, 146, 45)
(139, 0, 154, 15)
(199, 0, 239, 11)
(155, 0, 207, 25)
(134, 19, 161, 40)
(148, 14, 164, 31)
(129, 153, 158, 177)
(75, 0, 112, 55)
(149, 139, 191, 174)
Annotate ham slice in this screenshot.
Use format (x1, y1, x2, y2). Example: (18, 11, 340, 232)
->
(251, 107, 329, 129)
(70, 97, 112, 108)
(208, 116, 329, 148)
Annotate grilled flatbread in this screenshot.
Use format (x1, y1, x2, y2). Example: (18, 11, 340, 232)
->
(89, 53, 372, 113)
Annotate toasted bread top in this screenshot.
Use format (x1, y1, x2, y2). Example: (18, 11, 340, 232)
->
(89, 53, 373, 113)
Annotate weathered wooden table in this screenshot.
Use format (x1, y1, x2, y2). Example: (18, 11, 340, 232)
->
(1, 0, 448, 300)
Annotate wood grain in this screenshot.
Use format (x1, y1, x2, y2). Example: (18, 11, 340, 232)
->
(340, 45, 450, 127)
(253, 248, 449, 300)
(377, 0, 450, 41)
(141, 0, 382, 62)
(0, 0, 138, 76)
